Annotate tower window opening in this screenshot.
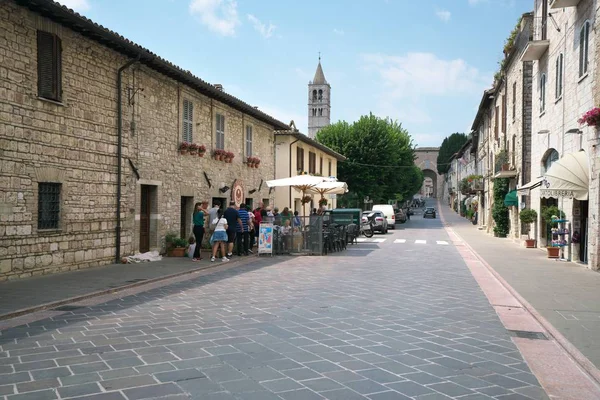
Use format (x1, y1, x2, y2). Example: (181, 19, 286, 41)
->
(312, 90, 317, 101)
(318, 89, 323, 101)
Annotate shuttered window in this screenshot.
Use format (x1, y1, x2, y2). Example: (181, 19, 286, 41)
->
(182, 99, 193, 142)
(296, 147, 304, 172)
(37, 31, 62, 101)
(579, 21, 590, 77)
(309, 152, 316, 174)
(319, 156, 323, 174)
(328, 160, 332, 176)
(245, 125, 253, 157)
(216, 114, 225, 150)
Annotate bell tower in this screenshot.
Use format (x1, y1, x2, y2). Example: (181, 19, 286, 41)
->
(308, 56, 331, 139)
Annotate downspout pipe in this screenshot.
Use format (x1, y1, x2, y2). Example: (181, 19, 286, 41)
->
(289, 138, 300, 206)
(116, 55, 141, 263)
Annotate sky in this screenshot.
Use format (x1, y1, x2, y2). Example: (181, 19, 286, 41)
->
(57, 0, 530, 148)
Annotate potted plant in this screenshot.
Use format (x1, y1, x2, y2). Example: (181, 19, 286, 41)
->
(246, 156, 254, 167)
(169, 237, 188, 257)
(188, 143, 199, 155)
(459, 178, 471, 195)
(318, 198, 328, 207)
(213, 149, 224, 161)
(197, 144, 206, 157)
(254, 157, 261, 168)
(519, 208, 537, 248)
(495, 150, 510, 172)
(179, 142, 190, 155)
(541, 205, 564, 258)
(301, 195, 312, 205)
(226, 151, 234, 163)
(578, 107, 600, 127)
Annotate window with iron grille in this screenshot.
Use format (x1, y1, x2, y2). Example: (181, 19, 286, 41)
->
(37, 31, 62, 102)
(296, 147, 304, 172)
(309, 152, 316, 174)
(38, 183, 61, 230)
(216, 113, 225, 150)
(182, 99, 193, 142)
(245, 125, 253, 157)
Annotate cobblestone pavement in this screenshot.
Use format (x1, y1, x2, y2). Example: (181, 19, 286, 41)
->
(0, 216, 549, 399)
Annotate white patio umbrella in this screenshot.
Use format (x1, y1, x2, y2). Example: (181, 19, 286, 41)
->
(306, 181, 349, 207)
(266, 175, 328, 217)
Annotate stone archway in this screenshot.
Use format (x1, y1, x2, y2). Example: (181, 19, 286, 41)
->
(414, 147, 442, 199)
(421, 169, 437, 198)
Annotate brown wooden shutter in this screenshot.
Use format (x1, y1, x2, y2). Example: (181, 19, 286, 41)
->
(37, 31, 61, 101)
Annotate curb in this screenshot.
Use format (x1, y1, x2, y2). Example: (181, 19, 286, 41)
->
(0, 255, 256, 322)
(438, 202, 600, 387)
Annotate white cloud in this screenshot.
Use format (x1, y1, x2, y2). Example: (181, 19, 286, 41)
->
(189, 0, 240, 37)
(247, 14, 276, 39)
(56, 0, 90, 12)
(361, 52, 489, 99)
(435, 9, 451, 22)
(333, 28, 345, 36)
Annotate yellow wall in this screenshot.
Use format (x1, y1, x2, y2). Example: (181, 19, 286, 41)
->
(274, 135, 339, 212)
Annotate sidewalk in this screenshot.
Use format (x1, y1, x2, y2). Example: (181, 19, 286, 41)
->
(440, 204, 600, 371)
(0, 250, 263, 319)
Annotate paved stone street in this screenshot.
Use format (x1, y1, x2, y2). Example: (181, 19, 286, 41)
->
(0, 212, 553, 400)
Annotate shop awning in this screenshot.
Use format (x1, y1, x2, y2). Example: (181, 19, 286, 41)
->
(541, 151, 589, 200)
(517, 176, 543, 194)
(504, 190, 518, 207)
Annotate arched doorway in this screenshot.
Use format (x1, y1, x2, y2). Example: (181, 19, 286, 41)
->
(421, 169, 437, 198)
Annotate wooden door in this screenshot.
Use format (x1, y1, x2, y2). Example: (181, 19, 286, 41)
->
(140, 185, 151, 253)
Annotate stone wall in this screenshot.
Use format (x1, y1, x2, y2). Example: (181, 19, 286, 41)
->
(0, 2, 279, 280)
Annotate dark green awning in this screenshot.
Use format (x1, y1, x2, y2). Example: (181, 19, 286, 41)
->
(504, 190, 518, 207)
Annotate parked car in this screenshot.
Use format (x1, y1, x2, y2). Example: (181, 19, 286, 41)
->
(372, 204, 395, 229)
(362, 211, 388, 233)
(423, 207, 436, 219)
(394, 208, 407, 223)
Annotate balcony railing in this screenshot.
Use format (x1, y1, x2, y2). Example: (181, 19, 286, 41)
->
(521, 17, 550, 61)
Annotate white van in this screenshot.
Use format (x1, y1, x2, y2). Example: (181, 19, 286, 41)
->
(372, 204, 395, 229)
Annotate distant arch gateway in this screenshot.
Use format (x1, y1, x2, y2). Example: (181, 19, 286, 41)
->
(414, 147, 442, 198)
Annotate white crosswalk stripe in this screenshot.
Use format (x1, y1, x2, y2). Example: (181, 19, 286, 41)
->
(415, 240, 427, 244)
(393, 239, 406, 243)
(436, 240, 449, 245)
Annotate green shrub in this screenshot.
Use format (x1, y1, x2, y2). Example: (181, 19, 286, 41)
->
(519, 208, 537, 225)
(492, 178, 510, 237)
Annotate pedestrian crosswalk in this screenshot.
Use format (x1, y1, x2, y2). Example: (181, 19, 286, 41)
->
(355, 238, 450, 245)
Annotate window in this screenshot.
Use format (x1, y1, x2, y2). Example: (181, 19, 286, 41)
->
(296, 147, 304, 172)
(318, 89, 323, 101)
(502, 94, 507, 134)
(540, 74, 546, 113)
(245, 125, 253, 157)
(37, 30, 62, 101)
(543, 149, 559, 173)
(216, 113, 225, 150)
(556, 53, 563, 98)
(318, 108, 323, 116)
(312, 90, 317, 101)
(309, 152, 316, 174)
(494, 106, 499, 141)
(579, 21, 590, 77)
(512, 135, 516, 166)
(182, 99, 193, 142)
(312, 108, 317, 117)
(319, 156, 323, 174)
(328, 160, 332, 176)
(38, 183, 61, 229)
(512, 82, 516, 121)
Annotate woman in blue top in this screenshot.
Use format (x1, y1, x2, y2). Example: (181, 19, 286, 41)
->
(192, 201, 208, 261)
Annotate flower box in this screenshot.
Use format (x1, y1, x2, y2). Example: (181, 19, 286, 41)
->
(578, 107, 600, 127)
(179, 141, 191, 155)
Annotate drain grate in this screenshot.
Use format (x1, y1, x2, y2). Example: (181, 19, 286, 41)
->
(507, 330, 548, 340)
(52, 305, 85, 312)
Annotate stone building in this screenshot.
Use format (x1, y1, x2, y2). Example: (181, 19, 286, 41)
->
(274, 131, 345, 212)
(524, 0, 598, 268)
(0, 0, 291, 280)
(307, 59, 331, 139)
(413, 147, 442, 199)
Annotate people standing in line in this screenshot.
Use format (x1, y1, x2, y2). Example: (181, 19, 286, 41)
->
(273, 207, 282, 226)
(293, 210, 301, 228)
(280, 207, 291, 226)
(192, 201, 208, 261)
(210, 208, 229, 263)
(208, 201, 220, 231)
(236, 203, 251, 256)
(223, 201, 241, 258)
(246, 205, 255, 253)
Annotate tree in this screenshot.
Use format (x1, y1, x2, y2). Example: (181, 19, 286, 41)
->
(316, 113, 423, 205)
(437, 132, 469, 175)
(492, 178, 510, 237)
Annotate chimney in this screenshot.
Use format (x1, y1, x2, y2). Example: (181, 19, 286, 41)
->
(214, 84, 223, 91)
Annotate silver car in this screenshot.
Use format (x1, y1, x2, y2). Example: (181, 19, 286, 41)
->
(362, 211, 389, 234)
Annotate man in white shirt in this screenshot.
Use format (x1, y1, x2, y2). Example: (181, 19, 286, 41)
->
(208, 202, 220, 230)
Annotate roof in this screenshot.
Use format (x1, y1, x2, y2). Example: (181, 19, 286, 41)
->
(17, 0, 291, 131)
(312, 61, 327, 85)
(415, 147, 440, 152)
(274, 131, 346, 161)
(470, 89, 494, 131)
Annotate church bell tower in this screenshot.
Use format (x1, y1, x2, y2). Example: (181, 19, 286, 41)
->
(308, 57, 331, 139)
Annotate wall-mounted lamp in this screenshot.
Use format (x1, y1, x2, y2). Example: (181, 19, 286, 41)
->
(219, 186, 230, 193)
(249, 189, 257, 194)
(538, 129, 550, 135)
(566, 128, 583, 134)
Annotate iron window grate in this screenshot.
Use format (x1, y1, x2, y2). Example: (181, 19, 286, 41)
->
(38, 182, 61, 229)
(507, 330, 548, 340)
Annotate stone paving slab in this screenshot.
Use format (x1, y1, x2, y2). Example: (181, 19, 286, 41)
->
(441, 205, 600, 370)
(0, 252, 254, 318)
(0, 215, 548, 399)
